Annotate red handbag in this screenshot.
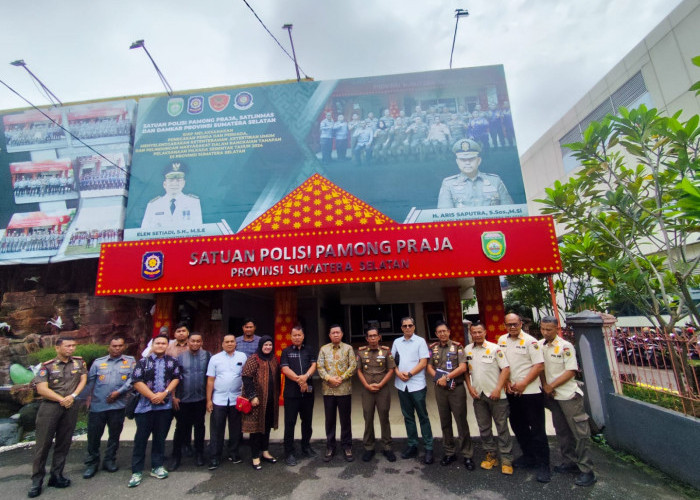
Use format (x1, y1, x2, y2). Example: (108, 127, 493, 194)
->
(236, 396, 252, 414)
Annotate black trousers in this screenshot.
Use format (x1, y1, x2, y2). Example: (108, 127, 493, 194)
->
(85, 408, 125, 465)
(172, 400, 206, 457)
(323, 394, 352, 450)
(131, 409, 173, 473)
(283, 395, 315, 455)
(507, 392, 549, 466)
(208, 403, 241, 459)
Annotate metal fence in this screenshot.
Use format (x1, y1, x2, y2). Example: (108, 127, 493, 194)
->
(602, 325, 700, 418)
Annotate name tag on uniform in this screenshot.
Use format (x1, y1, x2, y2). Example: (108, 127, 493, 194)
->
(155, 211, 165, 215)
(481, 356, 494, 364)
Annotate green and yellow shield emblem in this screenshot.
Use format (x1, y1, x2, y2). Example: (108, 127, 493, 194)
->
(481, 231, 506, 261)
(167, 97, 184, 117)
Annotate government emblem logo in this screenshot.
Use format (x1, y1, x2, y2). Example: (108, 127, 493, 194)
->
(481, 231, 506, 261)
(142, 251, 164, 280)
(187, 96, 204, 114)
(208, 93, 230, 112)
(167, 97, 184, 117)
(233, 91, 254, 110)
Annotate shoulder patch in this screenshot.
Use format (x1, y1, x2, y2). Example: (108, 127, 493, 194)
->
(532, 343, 539, 350)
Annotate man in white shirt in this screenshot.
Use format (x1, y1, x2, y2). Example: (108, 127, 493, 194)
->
(498, 313, 550, 483)
(539, 316, 596, 487)
(465, 322, 514, 475)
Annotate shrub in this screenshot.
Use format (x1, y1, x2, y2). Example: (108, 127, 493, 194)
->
(622, 384, 684, 413)
(27, 343, 109, 369)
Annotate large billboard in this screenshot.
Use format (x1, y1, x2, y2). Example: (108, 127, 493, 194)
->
(0, 100, 135, 263)
(124, 66, 526, 241)
(0, 66, 528, 264)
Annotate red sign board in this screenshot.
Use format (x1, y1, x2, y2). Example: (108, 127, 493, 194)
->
(96, 216, 562, 295)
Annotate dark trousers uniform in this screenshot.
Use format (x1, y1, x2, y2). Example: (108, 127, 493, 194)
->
(361, 384, 392, 451)
(283, 396, 314, 455)
(545, 394, 593, 473)
(85, 408, 125, 466)
(473, 394, 513, 462)
(208, 403, 241, 459)
(323, 395, 352, 451)
(32, 401, 80, 483)
(434, 383, 473, 457)
(507, 392, 549, 466)
(172, 400, 206, 457)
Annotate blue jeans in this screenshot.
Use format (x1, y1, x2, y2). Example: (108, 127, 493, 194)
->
(397, 387, 433, 450)
(132, 409, 172, 473)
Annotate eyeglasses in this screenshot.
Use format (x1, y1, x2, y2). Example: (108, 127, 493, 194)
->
(505, 323, 520, 328)
(401, 324, 414, 329)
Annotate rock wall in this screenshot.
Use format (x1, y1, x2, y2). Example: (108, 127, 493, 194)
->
(0, 292, 153, 385)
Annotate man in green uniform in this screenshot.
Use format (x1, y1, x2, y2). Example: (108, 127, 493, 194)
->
(426, 321, 475, 470)
(356, 326, 396, 462)
(29, 337, 87, 498)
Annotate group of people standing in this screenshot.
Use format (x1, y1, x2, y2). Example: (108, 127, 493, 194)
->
(27, 313, 596, 498)
(318, 101, 515, 165)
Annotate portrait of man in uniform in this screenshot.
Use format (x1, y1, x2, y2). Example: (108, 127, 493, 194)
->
(141, 161, 202, 229)
(437, 139, 513, 209)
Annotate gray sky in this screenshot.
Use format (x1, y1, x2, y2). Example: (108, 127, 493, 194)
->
(0, 0, 683, 153)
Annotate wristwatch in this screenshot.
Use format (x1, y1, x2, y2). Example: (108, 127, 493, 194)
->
(407, 372, 413, 379)
(445, 377, 451, 384)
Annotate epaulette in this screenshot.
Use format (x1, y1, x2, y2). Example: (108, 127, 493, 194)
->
(380, 346, 390, 350)
(429, 342, 439, 349)
(451, 341, 463, 347)
(359, 346, 368, 351)
(42, 359, 56, 366)
(185, 193, 199, 199)
(442, 174, 460, 182)
(148, 195, 162, 203)
(72, 355, 84, 359)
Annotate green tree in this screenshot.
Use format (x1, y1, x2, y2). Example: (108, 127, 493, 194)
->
(503, 274, 553, 322)
(537, 101, 700, 328)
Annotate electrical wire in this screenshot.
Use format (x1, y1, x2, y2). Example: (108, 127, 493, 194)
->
(240, 0, 309, 79)
(0, 77, 129, 176)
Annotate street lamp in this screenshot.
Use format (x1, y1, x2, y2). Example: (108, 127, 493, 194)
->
(450, 8, 470, 69)
(282, 24, 301, 82)
(129, 39, 173, 96)
(9, 59, 62, 106)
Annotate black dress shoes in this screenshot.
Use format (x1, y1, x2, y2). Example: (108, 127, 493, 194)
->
(383, 450, 397, 462)
(47, 475, 71, 488)
(401, 446, 418, 459)
(195, 453, 206, 467)
(27, 484, 42, 498)
(440, 454, 456, 466)
(82, 464, 98, 479)
(463, 457, 475, 471)
(362, 449, 375, 462)
(424, 450, 434, 465)
(102, 460, 119, 472)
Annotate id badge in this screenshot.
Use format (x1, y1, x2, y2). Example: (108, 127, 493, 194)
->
(446, 360, 453, 370)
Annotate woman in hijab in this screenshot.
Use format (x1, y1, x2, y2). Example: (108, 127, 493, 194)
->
(241, 335, 280, 469)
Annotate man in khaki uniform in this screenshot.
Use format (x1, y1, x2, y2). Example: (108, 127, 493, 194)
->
(499, 313, 550, 483)
(465, 322, 514, 475)
(356, 327, 396, 462)
(539, 316, 596, 487)
(29, 337, 88, 498)
(426, 321, 474, 469)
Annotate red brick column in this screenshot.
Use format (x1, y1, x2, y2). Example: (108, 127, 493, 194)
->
(474, 276, 506, 342)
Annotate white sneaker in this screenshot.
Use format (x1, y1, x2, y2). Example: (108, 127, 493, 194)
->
(150, 466, 168, 479)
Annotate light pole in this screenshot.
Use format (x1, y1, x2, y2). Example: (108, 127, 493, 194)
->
(9, 59, 62, 106)
(282, 24, 301, 82)
(129, 39, 173, 96)
(450, 8, 469, 69)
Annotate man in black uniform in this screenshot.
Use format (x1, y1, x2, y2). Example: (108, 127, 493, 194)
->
(280, 325, 317, 466)
(29, 337, 88, 498)
(356, 326, 396, 462)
